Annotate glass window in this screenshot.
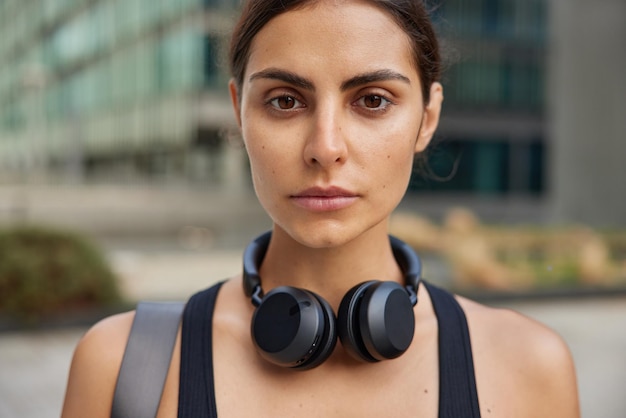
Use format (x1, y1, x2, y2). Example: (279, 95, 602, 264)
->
(95, 59, 112, 110)
(203, 33, 221, 87)
(115, 0, 141, 42)
(91, 1, 115, 54)
(5, 91, 25, 132)
(110, 52, 124, 106)
(160, 0, 178, 19)
(181, 0, 200, 13)
(53, 13, 92, 67)
(118, 48, 136, 105)
(408, 138, 544, 196)
(156, 27, 203, 93)
(136, 0, 157, 32)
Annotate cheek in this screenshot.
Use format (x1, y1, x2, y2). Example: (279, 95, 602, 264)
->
(245, 145, 278, 212)
(381, 151, 415, 190)
(368, 121, 417, 164)
(366, 126, 418, 191)
(241, 105, 305, 174)
(242, 125, 294, 190)
(246, 144, 274, 186)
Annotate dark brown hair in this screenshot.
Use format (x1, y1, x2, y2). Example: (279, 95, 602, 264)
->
(229, 0, 441, 104)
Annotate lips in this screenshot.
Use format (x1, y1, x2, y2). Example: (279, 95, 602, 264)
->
(290, 186, 359, 212)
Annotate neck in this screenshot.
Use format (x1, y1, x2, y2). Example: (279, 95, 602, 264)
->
(257, 226, 404, 309)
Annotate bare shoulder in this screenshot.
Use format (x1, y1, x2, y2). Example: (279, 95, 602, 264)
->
(457, 296, 580, 417)
(458, 295, 571, 359)
(61, 311, 135, 417)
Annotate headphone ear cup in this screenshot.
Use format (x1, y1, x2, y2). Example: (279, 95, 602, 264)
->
(337, 281, 379, 362)
(295, 293, 337, 370)
(251, 286, 337, 370)
(338, 281, 416, 362)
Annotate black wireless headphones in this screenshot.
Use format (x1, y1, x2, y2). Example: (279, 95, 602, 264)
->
(243, 231, 422, 370)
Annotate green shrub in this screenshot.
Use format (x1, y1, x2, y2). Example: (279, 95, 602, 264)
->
(0, 225, 122, 323)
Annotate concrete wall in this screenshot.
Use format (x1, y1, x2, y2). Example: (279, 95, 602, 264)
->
(547, 0, 626, 227)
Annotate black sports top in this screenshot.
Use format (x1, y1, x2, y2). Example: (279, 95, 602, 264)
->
(178, 281, 481, 417)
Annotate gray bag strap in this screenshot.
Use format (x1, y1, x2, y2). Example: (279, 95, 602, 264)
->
(111, 301, 185, 418)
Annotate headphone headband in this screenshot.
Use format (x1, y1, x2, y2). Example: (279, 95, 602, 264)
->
(242, 231, 271, 298)
(242, 231, 421, 300)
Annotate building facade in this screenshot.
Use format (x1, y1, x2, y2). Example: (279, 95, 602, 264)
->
(0, 0, 239, 185)
(413, 0, 547, 199)
(546, 0, 626, 227)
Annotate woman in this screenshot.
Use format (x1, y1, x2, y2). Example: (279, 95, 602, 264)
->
(62, 0, 580, 416)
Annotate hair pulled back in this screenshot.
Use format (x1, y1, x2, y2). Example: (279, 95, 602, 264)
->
(229, 0, 441, 104)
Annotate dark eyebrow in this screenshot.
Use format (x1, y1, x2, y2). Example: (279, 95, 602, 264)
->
(248, 68, 315, 91)
(248, 68, 410, 92)
(340, 69, 411, 91)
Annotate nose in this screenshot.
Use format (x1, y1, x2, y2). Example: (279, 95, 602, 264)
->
(303, 105, 348, 168)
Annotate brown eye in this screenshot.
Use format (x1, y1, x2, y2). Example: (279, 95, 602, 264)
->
(363, 95, 383, 108)
(356, 94, 393, 112)
(270, 95, 300, 110)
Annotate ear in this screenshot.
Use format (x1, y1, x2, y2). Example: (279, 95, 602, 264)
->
(229, 78, 243, 128)
(415, 82, 444, 153)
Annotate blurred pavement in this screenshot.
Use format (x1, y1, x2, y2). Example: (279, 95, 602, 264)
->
(0, 184, 625, 417)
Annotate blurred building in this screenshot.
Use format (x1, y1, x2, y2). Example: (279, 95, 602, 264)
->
(414, 0, 547, 199)
(546, 0, 626, 228)
(0, 0, 624, 226)
(0, 0, 242, 187)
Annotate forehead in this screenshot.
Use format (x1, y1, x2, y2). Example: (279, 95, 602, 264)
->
(244, 0, 418, 85)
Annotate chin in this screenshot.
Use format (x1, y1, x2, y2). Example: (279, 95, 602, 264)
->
(291, 229, 348, 249)
(275, 219, 385, 250)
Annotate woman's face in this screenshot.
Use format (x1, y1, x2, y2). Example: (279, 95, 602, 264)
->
(230, 0, 442, 248)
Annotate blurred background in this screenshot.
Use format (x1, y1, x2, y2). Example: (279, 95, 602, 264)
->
(0, 0, 625, 417)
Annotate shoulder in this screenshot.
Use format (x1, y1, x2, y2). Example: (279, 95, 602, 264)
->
(61, 311, 135, 417)
(457, 296, 580, 417)
(458, 296, 569, 358)
(75, 310, 135, 368)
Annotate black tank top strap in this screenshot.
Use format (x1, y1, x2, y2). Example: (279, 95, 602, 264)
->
(178, 281, 223, 418)
(423, 281, 481, 418)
